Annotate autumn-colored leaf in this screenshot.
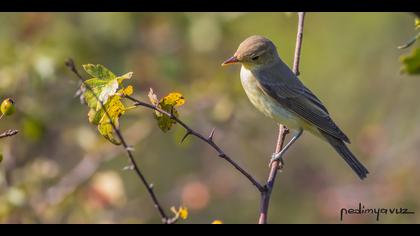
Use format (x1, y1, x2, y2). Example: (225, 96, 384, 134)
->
(179, 207, 188, 220)
(96, 94, 128, 145)
(117, 72, 133, 84)
(170, 206, 189, 220)
(98, 121, 121, 145)
(122, 85, 133, 96)
(161, 92, 185, 107)
(82, 64, 133, 111)
(148, 89, 185, 132)
(148, 88, 159, 106)
(88, 108, 103, 125)
(81, 64, 136, 145)
(82, 65, 119, 110)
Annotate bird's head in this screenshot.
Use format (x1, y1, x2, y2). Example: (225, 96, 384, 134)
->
(222, 35, 279, 70)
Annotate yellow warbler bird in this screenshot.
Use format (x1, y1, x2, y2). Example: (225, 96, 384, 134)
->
(222, 35, 368, 180)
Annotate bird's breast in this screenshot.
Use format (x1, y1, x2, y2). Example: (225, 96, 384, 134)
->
(240, 67, 302, 130)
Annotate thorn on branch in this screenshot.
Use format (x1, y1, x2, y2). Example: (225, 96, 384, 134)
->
(181, 130, 192, 143)
(218, 153, 227, 158)
(208, 128, 216, 141)
(122, 165, 135, 171)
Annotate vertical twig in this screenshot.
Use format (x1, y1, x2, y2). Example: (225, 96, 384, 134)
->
(258, 12, 306, 224)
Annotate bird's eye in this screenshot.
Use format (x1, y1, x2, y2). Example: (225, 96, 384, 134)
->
(251, 56, 259, 61)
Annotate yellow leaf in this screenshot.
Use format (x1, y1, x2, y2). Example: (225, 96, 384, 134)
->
(170, 206, 189, 220)
(123, 85, 133, 96)
(148, 89, 185, 132)
(88, 108, 103, 125)
(117, 72, 133, 84)
(98, 122, 121, 145)
(96, 95, 126, 145)
(211, 220, 223, 224)
(162, 92, 185, 107)
(179, 207, 188, 220)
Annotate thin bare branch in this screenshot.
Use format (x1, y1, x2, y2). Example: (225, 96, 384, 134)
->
(125, 95, 265, 192)
(65, 59, 171, 224)
(0, 129, 18, 139)
(258, 12, 306, 224)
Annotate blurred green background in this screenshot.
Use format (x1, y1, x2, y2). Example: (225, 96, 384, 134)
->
(0, 12, 419, 224)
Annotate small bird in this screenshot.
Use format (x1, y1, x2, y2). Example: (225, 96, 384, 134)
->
(222, 35, 369, 180)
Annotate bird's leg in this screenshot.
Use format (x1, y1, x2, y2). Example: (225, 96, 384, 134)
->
(269, 128, 303, 167)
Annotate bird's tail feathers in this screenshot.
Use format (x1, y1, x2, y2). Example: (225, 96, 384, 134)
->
(320, 130, 369, 180)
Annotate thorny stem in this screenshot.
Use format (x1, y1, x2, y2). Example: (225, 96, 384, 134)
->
(125, 96, 265, 192)
(258, 12, 306, 224)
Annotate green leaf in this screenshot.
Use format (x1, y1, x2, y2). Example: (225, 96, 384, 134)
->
(117, 72, 133, 84)
(98, 122, 121, 145)
(0, 152, 3, 163)
(148, 89, 185, 132)
(401, 47, 420, 75)
(83, 64, 116, 81)
(88, 108, 103, 125)
(83, 78, 119, 110)
(82, 64, 133, 111)
(81, 64, 135, 145)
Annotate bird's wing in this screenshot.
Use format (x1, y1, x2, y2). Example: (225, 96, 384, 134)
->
(255, 66, 350, 143)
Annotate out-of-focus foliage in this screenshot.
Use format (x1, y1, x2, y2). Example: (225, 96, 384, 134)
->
(1, 13, 420, 224)
(401, 48, 420, 74)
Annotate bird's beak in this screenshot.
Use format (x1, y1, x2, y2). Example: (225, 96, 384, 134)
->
(221, 56, 239, 66)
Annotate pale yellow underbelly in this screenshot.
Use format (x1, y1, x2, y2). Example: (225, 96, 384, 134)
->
(240, 67, 321, 136)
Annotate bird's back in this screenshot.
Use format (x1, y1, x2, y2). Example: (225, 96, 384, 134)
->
(252, 59, 350, 143)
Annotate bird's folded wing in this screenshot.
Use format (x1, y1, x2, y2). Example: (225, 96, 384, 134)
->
(255, 72, 350, 143)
